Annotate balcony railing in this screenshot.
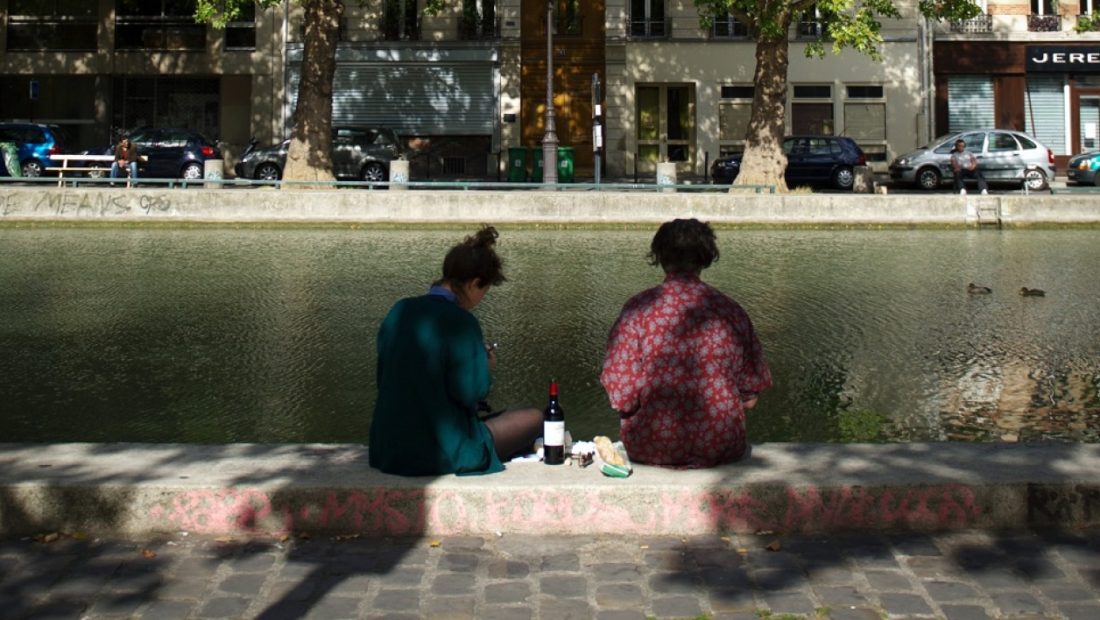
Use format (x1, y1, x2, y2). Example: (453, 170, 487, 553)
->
(950, 14, 993, 33)
(5, 16, 97, 51)
(796, 20, 824, 39)
(630, 17, 670, 39)
(459, 16, 500, 40)
(1077, 14, 1100, 31)
(1028, 14, 1062, 31)
(382, 17, 421, 41)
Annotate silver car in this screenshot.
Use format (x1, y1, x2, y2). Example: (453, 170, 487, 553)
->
(235, 126, 404, 182)
(889, 129, 1056, 191)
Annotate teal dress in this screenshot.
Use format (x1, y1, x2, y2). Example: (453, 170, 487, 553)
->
(369, 292, 503, 476)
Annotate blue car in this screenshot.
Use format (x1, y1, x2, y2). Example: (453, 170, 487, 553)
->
(83, 127, 221, 180)
(0, 122, 69, 177)
(711, 135, 867, 190)
(1066, 150, 1100, 186)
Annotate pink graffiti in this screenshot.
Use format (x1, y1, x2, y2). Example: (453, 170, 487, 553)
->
(783, 484, 982, 532)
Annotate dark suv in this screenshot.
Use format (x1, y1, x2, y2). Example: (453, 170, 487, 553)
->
(0, 122, 69, 176)
(711, 136, 867, 190)
(235, 127, 405, 182)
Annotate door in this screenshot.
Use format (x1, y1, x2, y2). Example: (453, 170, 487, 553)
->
(635, 84, 694, 174)
(798, 137, 836, 183)
(983, 131, 1026, 181)
(1079, 95, 1100, 153)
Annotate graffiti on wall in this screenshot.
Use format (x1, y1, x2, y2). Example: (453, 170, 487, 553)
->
(0, 191, 175, 217)
(147, 483, 984, 536)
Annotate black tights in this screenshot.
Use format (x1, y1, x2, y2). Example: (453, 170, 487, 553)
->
(482, 407, 543, 461)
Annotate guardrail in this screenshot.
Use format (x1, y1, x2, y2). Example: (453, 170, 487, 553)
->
(0, 175, 778, 193)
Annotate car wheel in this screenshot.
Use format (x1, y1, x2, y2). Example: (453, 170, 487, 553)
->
(361, 162, 386, 183)
(832, 166, 855, 190)
(87, 168, 105, 179)
(21, 160, 43, 177)
(181, 162, 203, 180)
(254, 163, 281, 181)
(1023, 168, 1048, 191)
(916, 167, 941, 190)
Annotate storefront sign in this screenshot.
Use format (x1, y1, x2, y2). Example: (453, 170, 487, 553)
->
(1027, 46, 1100, 72)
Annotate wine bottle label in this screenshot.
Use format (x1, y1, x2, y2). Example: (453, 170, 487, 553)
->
(544, 421, 565, 446)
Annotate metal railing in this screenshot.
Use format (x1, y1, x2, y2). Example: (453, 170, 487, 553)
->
(1028, 14, 1062, 32)
(0, 175, 777, 194)
(950, 14, 993, 33)
(629, 17, 671, 39)
(711, 16, 751, 39)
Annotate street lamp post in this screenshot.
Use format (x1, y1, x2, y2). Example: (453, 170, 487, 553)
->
(541, 0, 558, 184)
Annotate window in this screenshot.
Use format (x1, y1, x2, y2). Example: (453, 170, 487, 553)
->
(844, 85, 886, 161)
(719, 85, 753, 147)
(225, 3, 256, 49)
(1029, 0, 1060, 30)
(116, 0, 206, 50)
(460, 0, 497, 40)
(797, 8, 825, 38)
(6, 0, 97, 51)
(630, 0, 667, 38)
(988, 132, 1020, 152)
(712, 14, 749, 38)
(792, 84, 833, 135)
(383, 0, 420, 41)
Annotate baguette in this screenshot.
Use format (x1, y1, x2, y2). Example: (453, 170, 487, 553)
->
(593, 436, 625, 466)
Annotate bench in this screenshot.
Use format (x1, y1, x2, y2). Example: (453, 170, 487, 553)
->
(47, 154, 146, 187)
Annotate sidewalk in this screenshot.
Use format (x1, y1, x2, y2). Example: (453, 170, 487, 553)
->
(3, 529, 1099, 619)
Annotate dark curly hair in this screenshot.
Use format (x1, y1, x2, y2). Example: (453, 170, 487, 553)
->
(439, 224, 506, 288)
(647, 218, 719, 274)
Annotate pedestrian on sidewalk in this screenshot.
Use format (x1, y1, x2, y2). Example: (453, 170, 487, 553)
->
(601, 218, 773, 468)
(370, 225, 542, 476)
(950, 138, 988, 195)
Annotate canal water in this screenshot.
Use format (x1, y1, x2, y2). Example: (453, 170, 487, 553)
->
(1, 227, 1098, 445)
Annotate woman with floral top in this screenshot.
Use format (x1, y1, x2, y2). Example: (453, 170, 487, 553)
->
(600, 218, 772, 468)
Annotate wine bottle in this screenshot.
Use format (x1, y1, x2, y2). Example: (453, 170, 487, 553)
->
(543, 380, 565, 465)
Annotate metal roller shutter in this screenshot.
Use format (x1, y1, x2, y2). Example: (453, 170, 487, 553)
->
(947, 75, 994, 133)
(1025, 75, 1067, 155)
(287, 59, 495, 135)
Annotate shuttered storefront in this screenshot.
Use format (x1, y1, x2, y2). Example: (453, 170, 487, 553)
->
(286, 47, 498, 137)
(1024, 75, 1067, 154)
(947, 75, 994, 132)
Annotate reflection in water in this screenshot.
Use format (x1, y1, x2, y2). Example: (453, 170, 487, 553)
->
(0, 227, 1098, 444)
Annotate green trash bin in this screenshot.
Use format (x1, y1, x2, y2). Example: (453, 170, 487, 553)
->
(507, 146, 528, 182)
(532, 146, 544, 181)
(0, 142, 20, 178)
(557, 146, 575, 183)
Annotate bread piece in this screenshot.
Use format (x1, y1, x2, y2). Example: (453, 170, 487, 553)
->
(594, 436, 624, 466)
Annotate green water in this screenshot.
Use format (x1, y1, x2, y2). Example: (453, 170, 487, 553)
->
(2, 227, 1099, 444)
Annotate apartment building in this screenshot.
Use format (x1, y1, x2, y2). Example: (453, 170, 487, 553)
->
(0, 0, 283, 163)
(935, 0, 1100, 167)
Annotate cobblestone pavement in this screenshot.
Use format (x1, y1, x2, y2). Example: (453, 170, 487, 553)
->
(2, 529, 1100, 619)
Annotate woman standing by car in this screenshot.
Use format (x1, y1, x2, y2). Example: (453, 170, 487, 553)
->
(369, 226, 543, 476)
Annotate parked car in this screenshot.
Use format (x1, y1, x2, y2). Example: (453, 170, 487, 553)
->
(235, 126, 405, 182)
(889, 129, 1055, 191)
(1066, 149, 1100, 186)
(0, 122, 70, 176)
(711, 136, 867, 190)
(82, 127, 221, 180)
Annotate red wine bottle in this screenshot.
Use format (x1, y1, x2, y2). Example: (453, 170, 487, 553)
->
(543, 380, 565, 465)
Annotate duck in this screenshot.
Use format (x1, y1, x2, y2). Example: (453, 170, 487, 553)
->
(968, 283, 992, 294)
(1020, 287, 1046, 297)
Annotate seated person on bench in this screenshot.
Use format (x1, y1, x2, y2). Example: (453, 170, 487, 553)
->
(110, 134, 140, 180)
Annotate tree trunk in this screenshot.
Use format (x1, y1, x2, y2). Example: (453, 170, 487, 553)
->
(732, 35, 790, 193)
(283, 0, 344, 188)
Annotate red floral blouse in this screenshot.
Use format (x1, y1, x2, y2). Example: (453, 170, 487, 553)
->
(600, 272, 772, 468)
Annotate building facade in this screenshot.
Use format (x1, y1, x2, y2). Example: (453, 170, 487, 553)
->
(934, 0, 1100, 168)
(0, 0, 284, 164)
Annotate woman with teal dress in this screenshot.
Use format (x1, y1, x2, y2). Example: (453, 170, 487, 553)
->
(369, 226, 543, 476)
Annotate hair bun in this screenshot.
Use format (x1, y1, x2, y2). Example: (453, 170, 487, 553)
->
(467, 225, 499, 249)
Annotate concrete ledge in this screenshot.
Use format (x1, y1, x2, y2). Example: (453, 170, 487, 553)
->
(3, 188, 1100, 226)
(3, 443, 1100, 537)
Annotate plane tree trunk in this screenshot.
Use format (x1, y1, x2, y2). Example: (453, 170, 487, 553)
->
(282, 0, 343, 187)
(732, 36, 790, 193)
